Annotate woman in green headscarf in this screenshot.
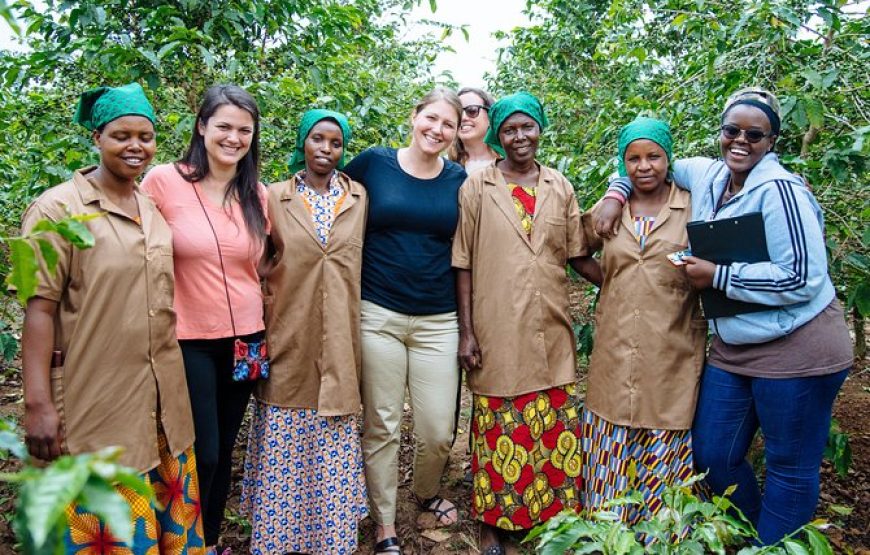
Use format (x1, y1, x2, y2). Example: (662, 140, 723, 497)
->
(578, 116, 705, 526)
(240, 109, 369, 555)
(20, 83, 204, 553)
(452, 91, 602, 554)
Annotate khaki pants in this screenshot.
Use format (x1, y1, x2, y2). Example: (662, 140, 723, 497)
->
(360, 300, 460, 525)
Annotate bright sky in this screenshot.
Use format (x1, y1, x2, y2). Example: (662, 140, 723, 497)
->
(408, 0, 531, 87)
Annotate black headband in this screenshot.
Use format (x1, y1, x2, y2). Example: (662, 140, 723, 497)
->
(723, 99, 781, 135)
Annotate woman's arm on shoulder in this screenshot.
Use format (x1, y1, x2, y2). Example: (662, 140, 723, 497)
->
(342, 148, 374, 184)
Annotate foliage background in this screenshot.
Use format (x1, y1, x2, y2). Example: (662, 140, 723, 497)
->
(0, 0, 866, 348)
(489, 0, 869, 354)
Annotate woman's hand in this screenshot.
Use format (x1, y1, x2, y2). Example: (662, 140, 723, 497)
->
(593, 198, 622, 238)
(24, 401, 64, 461)
(458, 330, 482, 372)
(684, 256, 716, 290)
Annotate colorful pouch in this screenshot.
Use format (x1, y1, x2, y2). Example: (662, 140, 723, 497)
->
(233, 337, 270, 382)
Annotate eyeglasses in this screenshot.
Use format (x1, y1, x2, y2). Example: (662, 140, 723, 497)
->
(720, 124, 774, 143)
(462, 105, 489, 118)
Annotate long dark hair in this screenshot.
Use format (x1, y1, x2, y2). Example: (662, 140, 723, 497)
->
(449, 87, 496, 166)
(175, 84, 267, 244)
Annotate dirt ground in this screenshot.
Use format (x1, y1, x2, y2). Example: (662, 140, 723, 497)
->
(0, 316, 868, 553)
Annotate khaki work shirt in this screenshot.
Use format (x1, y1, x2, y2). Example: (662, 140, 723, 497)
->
(256, 173, 367, 416)
(581, 184, 706, 430)
(452, 164, 584, 397)
(21, 168, 194, 473)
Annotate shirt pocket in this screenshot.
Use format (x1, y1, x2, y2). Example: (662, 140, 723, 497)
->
(543, 216, 568, 264)
(150, 247, 175, 309)
(656, 240, 691, 292)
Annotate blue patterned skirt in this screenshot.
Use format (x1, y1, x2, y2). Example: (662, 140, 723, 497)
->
(241, 402, 368, 555)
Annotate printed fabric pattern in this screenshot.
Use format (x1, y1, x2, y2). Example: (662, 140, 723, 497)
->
(64, 433, 204, 554)
(632, 216, 655, 251)
(296, 171, 347, 246)
(241, 402, 368, 555)
(471, 384, 582, 530)
(580, 407, 694, 525)
(509, 183, 536, 236)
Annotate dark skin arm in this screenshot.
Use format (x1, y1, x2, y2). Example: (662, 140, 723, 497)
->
(683, 256, 716, 289)
(569, 255, 603, 287)
(593, 198, 624, 238)
(455, 269, 482, 372)
(21, 297, 64, 461)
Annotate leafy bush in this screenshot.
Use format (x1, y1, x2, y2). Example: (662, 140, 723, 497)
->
(525, 473, 835, 554)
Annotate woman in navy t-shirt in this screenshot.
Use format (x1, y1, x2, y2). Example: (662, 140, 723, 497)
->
(344, 88, 466, 554)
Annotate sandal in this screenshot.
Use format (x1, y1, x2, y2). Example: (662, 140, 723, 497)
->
(374, 536, 401, 554)
(418, 495, 459, 526)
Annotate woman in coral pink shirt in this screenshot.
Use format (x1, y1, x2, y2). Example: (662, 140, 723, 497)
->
(142, 84, 269, 555)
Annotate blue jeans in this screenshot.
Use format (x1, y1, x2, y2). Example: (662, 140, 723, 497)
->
(692, 364, 848, 545)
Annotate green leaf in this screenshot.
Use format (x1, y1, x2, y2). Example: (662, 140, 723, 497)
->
(36, 238, 59, 275)
(428, 0, 437, 13)
(805, 527, 833, 555)
(6, 239, 38, 305)
(196, 44, 214, 69)
(804, 98, 825, 128)
(0, 332, 19, 362)
(672, 13, 688, 26)
(826, 504, 852, 516)
(78, 476, 133, 544)
(18, 455, 92, 549)
(853, 282, 870, 316)
(783, 539, 810, 555)
(53, 219, 95, 249)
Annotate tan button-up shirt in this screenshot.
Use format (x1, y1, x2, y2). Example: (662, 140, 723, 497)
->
(452, 164, 584, 397)
(21, 168, 195, 473)
(581, 184, 706, 430)
(256, 173, 367, 416)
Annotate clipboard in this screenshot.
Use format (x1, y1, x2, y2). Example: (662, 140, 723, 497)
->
(686, 212, 771, 318)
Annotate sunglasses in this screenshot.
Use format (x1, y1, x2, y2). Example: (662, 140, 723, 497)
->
(720, 124, 774, 143)
(462, 104, 489, 118)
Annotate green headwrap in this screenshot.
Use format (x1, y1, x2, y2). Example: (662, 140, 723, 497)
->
(288, 109, 352, 174)
(616, 116, 673, 177)
(73, 83, 156, 131)
(483, 91, 549, 157)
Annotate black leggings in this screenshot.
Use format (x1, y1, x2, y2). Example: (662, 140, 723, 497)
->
(178, 332, 260, 546)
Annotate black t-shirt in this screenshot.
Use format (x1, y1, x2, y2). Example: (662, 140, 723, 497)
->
(344, 147, 467, 315)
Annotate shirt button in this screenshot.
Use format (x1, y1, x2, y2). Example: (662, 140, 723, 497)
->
(148, 309, 155, 317)
(150, 411, 157, 419)
(145, 254, 151, 261)
(150, 357, 155, 365)
(634, 309, 639, 316)
(323, 292, 328, 299)
(531, 256, 537, 262)
(535, 290, 541, 296)
(638, 259, 644, 265)
(537, 331, 544, 339)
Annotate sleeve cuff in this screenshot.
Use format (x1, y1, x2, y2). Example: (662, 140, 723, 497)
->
(607, 179, 631, 198)
(713, 265, 730, 291)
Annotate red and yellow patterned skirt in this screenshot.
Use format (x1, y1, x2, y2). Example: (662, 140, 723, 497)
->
(471, 384, 582, 530)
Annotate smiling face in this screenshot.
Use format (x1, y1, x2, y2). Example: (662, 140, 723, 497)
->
(410, 99, 459, 156)
(304, 119, 344, 177)
(93, 115, 156, 182)
(720, 104, 776, 179)
(458, 92, 490, 143)
(498, 112, 540, 165)
(624, 139, 669, 194)
(197, 104, 255, 173)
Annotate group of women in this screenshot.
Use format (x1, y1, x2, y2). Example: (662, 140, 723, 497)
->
(18, 79, 852, 555)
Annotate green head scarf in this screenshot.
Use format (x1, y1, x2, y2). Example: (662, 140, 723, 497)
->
(288, 109, 352, 174)
(616, 116, 673, 177)
(484, 91, 549, 157)
(73, 83, 156, 131)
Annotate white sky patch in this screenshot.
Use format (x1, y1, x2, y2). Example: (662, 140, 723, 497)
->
(407, 0, 531, 88)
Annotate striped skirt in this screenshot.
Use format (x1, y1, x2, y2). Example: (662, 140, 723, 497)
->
(580, 407, 694, 524)
(471, 384, 583, 531)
